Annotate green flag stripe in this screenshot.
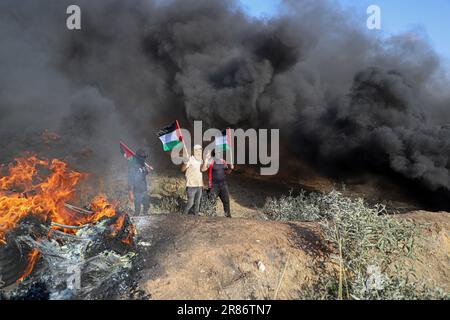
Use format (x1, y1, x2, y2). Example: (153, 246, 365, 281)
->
(163, 140, 183, 151)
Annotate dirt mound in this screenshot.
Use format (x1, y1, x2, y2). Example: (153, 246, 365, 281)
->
(399, 211, 450, 291)
(133, 211, 450, 300)
(134, 215, 327, 299)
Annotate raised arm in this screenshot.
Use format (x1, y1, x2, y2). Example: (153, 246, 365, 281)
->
(201, 151, 212, 172)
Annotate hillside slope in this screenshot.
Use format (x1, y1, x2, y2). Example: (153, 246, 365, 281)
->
(132, 212, 450, 300)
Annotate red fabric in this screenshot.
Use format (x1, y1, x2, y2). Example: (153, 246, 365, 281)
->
(120, 141, 135, 159)
(120, 141, 154, 170)
(208, 161, 214, 188)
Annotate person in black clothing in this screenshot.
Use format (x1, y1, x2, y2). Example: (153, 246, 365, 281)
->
(128, 149, 150, 215)
(202, 149, 234, 217)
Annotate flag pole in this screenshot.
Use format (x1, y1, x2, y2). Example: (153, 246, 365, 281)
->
(227, 127, 233, 165)
(176, 119, 190, 158)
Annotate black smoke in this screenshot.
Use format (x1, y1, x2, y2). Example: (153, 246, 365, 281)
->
(1, 0, 450, 200)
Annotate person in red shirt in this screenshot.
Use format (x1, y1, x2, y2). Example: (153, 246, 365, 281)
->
(202, 149, 234, 218)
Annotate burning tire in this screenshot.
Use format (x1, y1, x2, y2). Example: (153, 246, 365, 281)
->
(0, 241, 30, 288)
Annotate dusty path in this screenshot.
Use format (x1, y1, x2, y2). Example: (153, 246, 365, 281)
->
(132, 214, 327, 300)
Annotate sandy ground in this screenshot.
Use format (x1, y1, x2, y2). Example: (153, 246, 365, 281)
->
(132, 215, 327, 300)
(397, 211, 450, 291)
(131, 211, 449, 300)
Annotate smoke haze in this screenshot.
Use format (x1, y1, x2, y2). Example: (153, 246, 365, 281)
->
(1, 0, 450, 195)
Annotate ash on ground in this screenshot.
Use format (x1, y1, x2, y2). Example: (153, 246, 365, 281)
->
(0, 214, 149, 300)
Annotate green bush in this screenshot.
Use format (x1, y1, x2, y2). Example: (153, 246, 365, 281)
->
(263, 190, 326, 222)
(264, 190, 449, 300)
(157, 195, 185, 213)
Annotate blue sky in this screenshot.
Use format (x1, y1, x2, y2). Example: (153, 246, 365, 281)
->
(239, 0, 450, 63)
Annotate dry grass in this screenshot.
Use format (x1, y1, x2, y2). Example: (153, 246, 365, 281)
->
(152, 177, 185, 213)
(264, 190, 449, 300)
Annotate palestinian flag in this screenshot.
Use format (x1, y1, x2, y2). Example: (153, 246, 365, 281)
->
(215, 129, 231, 151)
(120, 141, 135, 160)
(157, 121, 183, 151)
(119, 141, 154, 170)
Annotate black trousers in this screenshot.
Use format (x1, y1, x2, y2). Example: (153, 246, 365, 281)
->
(210, 183, 231, 217)
(134, 192, 150, 215)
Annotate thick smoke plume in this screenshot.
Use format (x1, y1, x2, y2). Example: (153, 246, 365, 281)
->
(1, 0, 450, 194)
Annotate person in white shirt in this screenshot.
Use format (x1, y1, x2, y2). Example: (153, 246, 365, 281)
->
(181, 145, 204, 215)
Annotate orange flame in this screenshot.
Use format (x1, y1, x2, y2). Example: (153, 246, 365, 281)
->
(0, 156, 86, 243)
(16, 249, 40, 283)
(0, 155, 134, 280)
(111, 213, 137, 246)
